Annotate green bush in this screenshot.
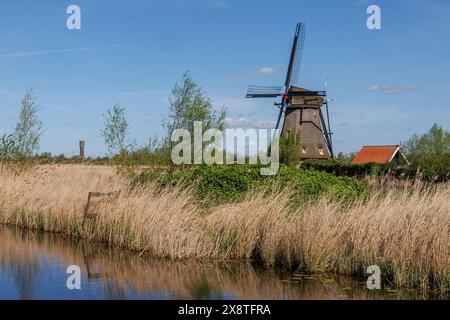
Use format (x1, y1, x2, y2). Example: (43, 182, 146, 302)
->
(401, 124, 450, 181)
(300, 159, 394, 177)
(407, 154, 450, 181)
(277, 166, 368, 202)
(132, 164, 368, 205)
(301, 157, 449, 182)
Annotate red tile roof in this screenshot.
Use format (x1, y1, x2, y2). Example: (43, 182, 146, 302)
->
(352, 145, 400, 164)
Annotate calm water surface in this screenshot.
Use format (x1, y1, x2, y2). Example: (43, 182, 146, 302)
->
(0, 226, 436, 300)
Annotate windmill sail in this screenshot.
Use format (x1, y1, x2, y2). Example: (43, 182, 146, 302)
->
(285, 23, 305, 89)
(246, 85, 282, 98)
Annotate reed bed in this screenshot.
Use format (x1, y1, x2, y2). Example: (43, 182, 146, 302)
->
(0, 164, 449, 291)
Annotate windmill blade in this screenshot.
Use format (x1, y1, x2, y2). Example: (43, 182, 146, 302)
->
(325, 100, 333, 157)
(246, 85, 283, 98)
(319, 101, 334, 157)
(275, 103, 285, 130)
(319, 109, 332, 155)
(285, 23, 305, 89)
(323, 76, 330, 91)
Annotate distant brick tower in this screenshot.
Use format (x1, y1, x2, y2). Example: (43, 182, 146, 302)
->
(79, 141, 85, 159)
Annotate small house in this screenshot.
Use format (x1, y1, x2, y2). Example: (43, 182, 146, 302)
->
(352, 145, 409, 166)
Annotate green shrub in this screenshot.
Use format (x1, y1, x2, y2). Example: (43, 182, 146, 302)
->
(407, 154, 450, 181)
(300, 159, 394, 177)
(154, 165, 266, 204)
(132, 164, 368, 205)
(277, 166, 368, 203)
(302, 158, 450, 182)
(401, 124, 450, 181)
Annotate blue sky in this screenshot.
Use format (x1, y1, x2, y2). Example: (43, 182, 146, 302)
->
(0, 0, 449, 156)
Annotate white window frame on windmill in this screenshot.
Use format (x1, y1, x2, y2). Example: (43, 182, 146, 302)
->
(170, 121, 280, 176)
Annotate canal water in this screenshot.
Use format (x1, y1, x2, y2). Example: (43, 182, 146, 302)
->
(0, 226, 434, 300)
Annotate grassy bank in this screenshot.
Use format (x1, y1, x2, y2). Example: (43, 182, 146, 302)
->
(0, 164, 449, 292)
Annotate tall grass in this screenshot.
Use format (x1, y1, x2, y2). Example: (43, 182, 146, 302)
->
(0, 164, 449, 291)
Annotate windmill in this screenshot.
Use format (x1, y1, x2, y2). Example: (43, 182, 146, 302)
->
(246, 23, 334, 159)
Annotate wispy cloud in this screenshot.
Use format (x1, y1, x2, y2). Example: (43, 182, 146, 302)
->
(225, 118, 277, 129)
(227, 66, 277, 81)
(255, 120, 276, 129)
(0, 44, 121, 59)
(225, 117, 251, 128)
(256, 67, 276, 76)
(369, 84, 416, 95)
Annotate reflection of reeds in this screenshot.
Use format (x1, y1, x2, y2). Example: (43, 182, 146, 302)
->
(0, 227, 423, 300)
(0, 164, 449, 292)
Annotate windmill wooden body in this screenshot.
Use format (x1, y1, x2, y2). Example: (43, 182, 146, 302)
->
(246, 23, 334, 159)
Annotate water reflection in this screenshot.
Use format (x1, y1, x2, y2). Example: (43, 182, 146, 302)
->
(0, 227, 433, 300)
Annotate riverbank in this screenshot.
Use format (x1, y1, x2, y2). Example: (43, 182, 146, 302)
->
(0, 164, 449, 292)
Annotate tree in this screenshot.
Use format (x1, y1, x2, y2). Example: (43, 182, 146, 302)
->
(401, 124, 450, 179)
(101, 104, 129, 155)
(279, 131, 302, 167)
(402, 124, 450, 158)
(0, 134, 17, 159)
(164, 71, 227, 145)
(12, 90, 43, 158)
(336, 151, 357, 162)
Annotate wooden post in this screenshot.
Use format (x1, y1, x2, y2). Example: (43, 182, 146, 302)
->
(79, 141, 85, 159)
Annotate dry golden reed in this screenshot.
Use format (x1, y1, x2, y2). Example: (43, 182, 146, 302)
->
(0, 164, 449, 291)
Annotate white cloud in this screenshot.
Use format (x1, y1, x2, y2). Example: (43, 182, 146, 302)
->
(256, 67, 276, 76)
(255, 120, 276, 129)
(224, 118, 278, 129)
(0, 44, 121, 59)
(225, 117, 251, 128)
(369, 85, 416, 95)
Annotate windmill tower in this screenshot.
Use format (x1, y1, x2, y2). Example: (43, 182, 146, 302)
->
(246, 23, 334, 159)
